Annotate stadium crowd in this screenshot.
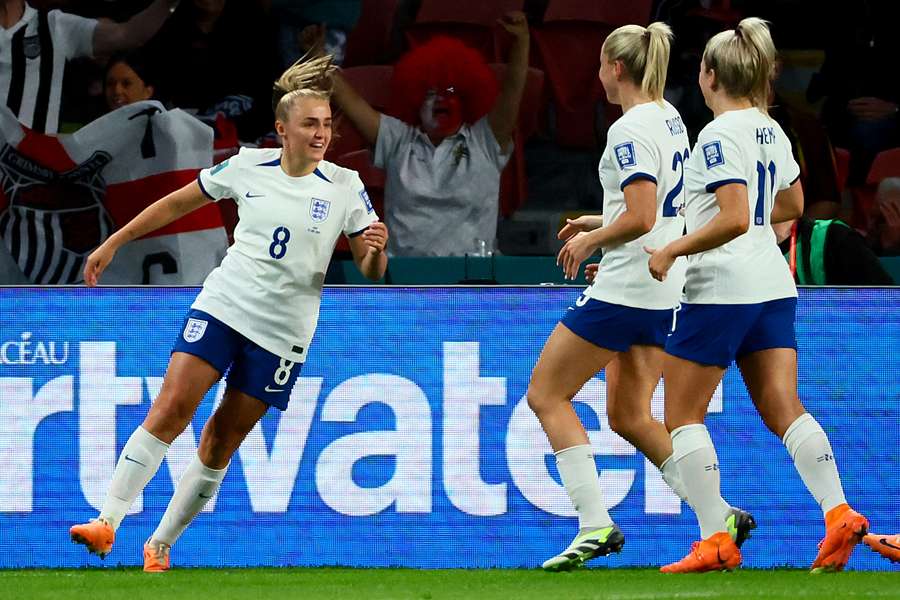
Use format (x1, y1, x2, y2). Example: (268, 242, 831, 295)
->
(0, 0, 897, 283)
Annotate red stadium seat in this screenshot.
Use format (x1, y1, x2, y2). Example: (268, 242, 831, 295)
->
(531, 19, 609, 148)
(332, 150, 385, 252)
(542, 0, 652, 27)
(327, 65, 394, 159)
(866, 148, 900, 185)
(834, 147, 851, 194)
(405, 0, 525, 62)
(343, 0, 400, 66)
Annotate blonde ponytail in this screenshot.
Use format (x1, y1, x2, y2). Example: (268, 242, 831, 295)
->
(702, 17, 776, 112)
(602, 22, 673, 103)
(272, 53, 337, 121)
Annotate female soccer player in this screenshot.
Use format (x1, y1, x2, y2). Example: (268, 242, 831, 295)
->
(70, 54, 388, 572)
(529, 23, 753, 572)
(646, 18, 868, 573)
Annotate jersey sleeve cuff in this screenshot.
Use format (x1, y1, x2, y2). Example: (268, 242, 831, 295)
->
(197, 172, 217, 201)
(347, 227, 368, 238)
(705, 178, 747, 193)
(619, 172, 657, 191)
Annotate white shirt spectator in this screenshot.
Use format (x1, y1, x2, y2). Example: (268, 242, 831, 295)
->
(0, 2, 96, 133)
(374, 114, 512, 257)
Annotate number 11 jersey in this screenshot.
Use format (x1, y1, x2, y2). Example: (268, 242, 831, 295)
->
(193, 147, 377, 363)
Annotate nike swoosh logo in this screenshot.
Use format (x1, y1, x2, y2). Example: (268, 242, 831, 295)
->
(245, 192, 264, 198)
(264, 385, 283, 393)
(124, 454, 147, 467)
(880, 538, 900, 551)
(198, 493, 213, 499)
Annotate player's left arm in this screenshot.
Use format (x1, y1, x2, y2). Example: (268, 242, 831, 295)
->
(349, 222, 388, 281)
(771, 180, 804, 224)
(93, 0, 177, 57)
(488, 11, 530, 150)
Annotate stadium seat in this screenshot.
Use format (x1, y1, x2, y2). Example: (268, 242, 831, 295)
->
(834, 147, 850, 194)
(848, 147, 900, 232)
(343, 0, 400, 66)
(531, 19, 610, 148)
(405, 0, 525, 62)
(327, 65, 394, 159)
(541, 0, 652, 27)
(866, 147, 900, 185)
(333, 149, 385, 252)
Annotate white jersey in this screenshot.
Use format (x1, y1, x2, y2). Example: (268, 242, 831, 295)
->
(682, 108, 800, 304)
(194, 147, 378, 362)
(586, 100, 689, 309)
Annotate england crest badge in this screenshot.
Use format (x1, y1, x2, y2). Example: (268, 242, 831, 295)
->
(183, 318, 208, 343)
(310, 198, 331, 222)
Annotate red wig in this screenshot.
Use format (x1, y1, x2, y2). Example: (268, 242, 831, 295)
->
(389, 37, 499, 126)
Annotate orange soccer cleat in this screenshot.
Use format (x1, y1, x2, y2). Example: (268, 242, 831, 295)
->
(810, 504, 869, 573)
(70, 518, 115, 558)
(660, 532, 741, 573)
(143, 539, 171, 573)
(862, 533, 900, 565)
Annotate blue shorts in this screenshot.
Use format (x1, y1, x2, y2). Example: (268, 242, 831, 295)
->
(560, 295, 674, 352)
(665, 298, 798, 368)
(172, 309, 302, 411)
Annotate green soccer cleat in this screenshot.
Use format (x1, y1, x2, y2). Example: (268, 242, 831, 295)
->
(542, 525, 625, 572)
(726, 507, 757, 549)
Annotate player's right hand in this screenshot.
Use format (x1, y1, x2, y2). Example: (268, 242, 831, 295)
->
(584, 263, 600, 284)
(83, 242, 117, 287)
(558, 215, 602, 240)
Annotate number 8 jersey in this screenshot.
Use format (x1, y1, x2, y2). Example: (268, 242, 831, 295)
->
(192, 147, 378, 363)
(587, 100, 690, 309)
(683, 108, 800, 304)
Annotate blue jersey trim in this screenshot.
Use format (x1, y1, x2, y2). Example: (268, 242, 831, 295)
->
(705, 178, 747, 193)
(619, 172, 658, 191)
(257, 158, 281, 167)
(314, 168, 332, 183)
(347, 226, 368, 238)
(789, 174, 800, 185)
(196, 173, 216, 200)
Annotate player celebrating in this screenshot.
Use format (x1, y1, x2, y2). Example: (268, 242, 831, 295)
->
(646, 18, 868, 573)
(69, 54, 388, 572)
(528, 22, 752, 572)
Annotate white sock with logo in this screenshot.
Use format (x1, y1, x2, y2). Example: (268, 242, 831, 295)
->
(782, 413, 847, 515)
(555, 444, 614, 530)
(151, 454, 228, 546)
(100, 426, 169, 530)
(660, 454, 691, 508)
(671, 424, 731, 539)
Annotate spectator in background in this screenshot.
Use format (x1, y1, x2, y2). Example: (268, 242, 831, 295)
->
(104, 50, 155, 112)
(0, 0, 176, 133)
(319, 13, 530, 257)
(144, 0, 278, 143)
(807, 1, 900, 185)
(867, 177, 900, 256)
(773, 218, 894, 285)
(270, 0, 361, 67)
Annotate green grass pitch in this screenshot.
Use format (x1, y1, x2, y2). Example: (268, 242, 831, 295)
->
(2, 568, 897, 600)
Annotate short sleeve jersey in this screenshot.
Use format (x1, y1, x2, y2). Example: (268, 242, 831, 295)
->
(586, 100, 690, 309)
(682, 108, 801, 304)
(194, 147, 378, 362)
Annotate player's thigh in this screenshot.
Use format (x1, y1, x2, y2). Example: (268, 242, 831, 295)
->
(528, 323, 616, 409)
(198, 386, 269, 468)
(606, 344, 664, 424)
(144, 351, 222, 440)
(662, 352, 726, 431)
(737, 347, 804, 438)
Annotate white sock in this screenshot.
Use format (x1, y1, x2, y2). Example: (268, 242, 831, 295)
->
(660, 454, 691, 508)
(555, 444, 614, 530)
(671, 424, 731, 539)
(782, 413, 847, 515)
(100, 426, 169, 530)
(151, 454, 228, 546)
